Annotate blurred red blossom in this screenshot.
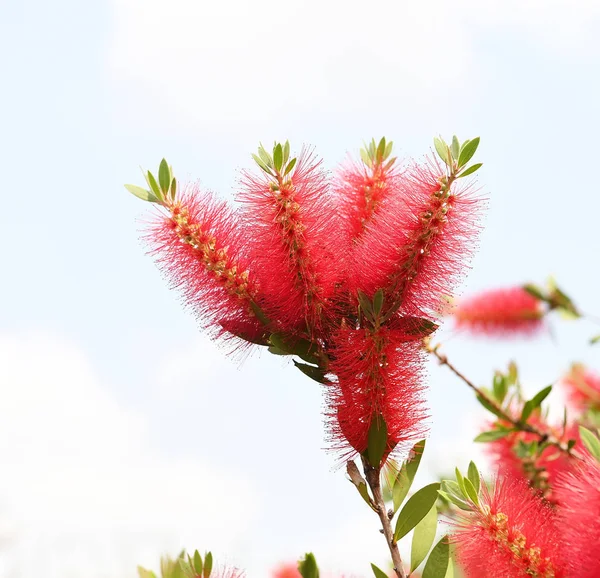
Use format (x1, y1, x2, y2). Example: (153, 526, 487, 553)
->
(454, 286, 545, 336)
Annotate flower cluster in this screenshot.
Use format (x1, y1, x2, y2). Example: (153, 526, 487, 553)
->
(129, 138, 483, 466)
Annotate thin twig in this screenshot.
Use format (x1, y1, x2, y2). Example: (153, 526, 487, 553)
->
(362, 457, 407, 578)
(424, 341, 580, 458)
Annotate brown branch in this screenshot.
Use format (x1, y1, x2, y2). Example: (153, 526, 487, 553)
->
(424, 341, 580, 458)
(362, 457, 407, 578)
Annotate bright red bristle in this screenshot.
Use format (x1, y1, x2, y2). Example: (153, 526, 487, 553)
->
(146, 185, 267, 344)
(326, 326, 427, 463)
(554, 454, 600, 578)
(559, 363, 600, 412)
(451, 475, 565, 578)
(454, 287, 545, 336)
(348, 158, 483, 322)
(335, 157, 402, 243)
(237, 150, 340, 337)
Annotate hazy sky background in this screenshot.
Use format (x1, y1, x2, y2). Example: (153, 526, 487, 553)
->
(1, 0, 600, 576)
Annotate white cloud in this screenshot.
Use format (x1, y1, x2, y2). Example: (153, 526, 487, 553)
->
(0, 332, 257, 578)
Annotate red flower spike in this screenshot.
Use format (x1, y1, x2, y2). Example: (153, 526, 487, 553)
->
(238, 150, 339, 336)
(451, 476, 566, 578)
(348, 158, 483, 322)
(336, 156, 401, 243)
(560, 363, 600, 412)
(454, 287, 545, 336)
(326, 326, 427, 463)
(554, 454, 600, 578)
(146, 185, 267, 344)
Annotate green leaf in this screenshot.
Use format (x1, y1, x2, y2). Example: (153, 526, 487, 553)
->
(273, 143, 283, 172)
(203, 552, 212, 578)
(475, 394, 505, 419)
(179, 559, 195, 578)
(450, 135, 460, 160)
(193, 551, 203, 575)
(137, 567, 157, 578)
(462, 477, 479, 505)
(384, 140, 393, 160)
(457, 162, 482, 178)
(257, 144, 272, 165)
(579, 426, 600, 462)
(283, 140, 290, 164)
(457, 137, 480, 168)
(284, 157, 297, 175)
(508, 361, 518, 385)
(590, 335, 600, 345)
(367, 414, 388, 467)
(394, 483, 441, 541)
(360, 147, 372, 167)
(467, 461, 480, 494)
(521, 385, 552, 422)
(125, 184, 158, 203)
(298, 553, 319, 578)
(252, 154, 273, 175)
(293, 360, 328, 384)
(474, 429, 514, 442)
(434, 137, 451, 166)
(170, 177, 177, 201)
(492, 374, 508, 403)
(410, 504, 438, 572)
(397, 317, 439, 337)
(373, 289, 384, 317)
(147, 171, 163, 200)
(523, 284, 546, 301)
(393, 439, 426, 511)
(422, 536, 450, 578)
(377, 137, 386, 162)
(438, 489, 471, 511)
(454, 467, 466, 499)
(159, 159, 170, 194)
(371, 563, 388, 578)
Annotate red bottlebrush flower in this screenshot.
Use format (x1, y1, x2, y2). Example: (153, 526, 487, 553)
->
(271, 563, 301, 578)
(554, 454, 600, 578)
(560, 363, 600, 412)
(237, 150, 339, 336)
(335, 155, 402, 243)
(454, 287, 545, 336)
(347, 158, 483, 322)
(146, 185, 267, 344)
(451, 475, 565, 578)
(485, 418, 578, 502)
(326, 325, 427, 462)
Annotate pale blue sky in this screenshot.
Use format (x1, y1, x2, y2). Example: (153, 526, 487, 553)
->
(1, 0, 599, 576)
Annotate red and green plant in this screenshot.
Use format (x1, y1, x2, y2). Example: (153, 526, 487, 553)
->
(127, 135, 600, 578)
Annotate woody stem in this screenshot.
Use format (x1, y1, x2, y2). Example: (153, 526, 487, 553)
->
(362, 457, 407, 578)
(425, 342, 581, 459)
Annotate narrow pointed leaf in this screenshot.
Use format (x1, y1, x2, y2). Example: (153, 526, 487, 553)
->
(457, 137, 480, 168)
(371, 564, 388, 578)
(125, 184, 158, 203)
(580, 426, 600, 462)
(394, 483, 441, 541)
(393, 439, 425, 511)
(457, 163, 483, 178)
(298, 553, 319, 578)
(422, 536, 450, 578)
(411, 504, 438, 572)
(367, 414, 388, 467)
(293, 360, 329, 384)
(273, 143, 283, 172)
(203, 552, 212, 578)
(159, 159, 170, 194)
